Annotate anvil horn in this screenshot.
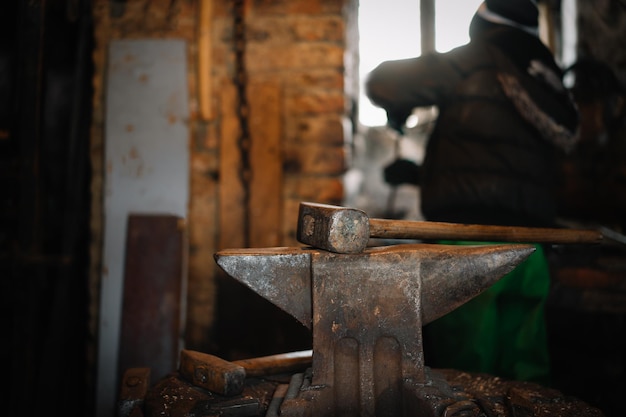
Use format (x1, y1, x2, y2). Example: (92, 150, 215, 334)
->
(419, 243, 536, 324)
(214, 243, 535, 329)
(214, 247, 314, 328)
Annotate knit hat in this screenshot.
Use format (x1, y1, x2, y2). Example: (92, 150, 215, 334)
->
(477, 0, 539, 35)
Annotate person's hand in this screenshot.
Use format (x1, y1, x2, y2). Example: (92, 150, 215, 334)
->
(384, 159, 421, 186)
(386, 118, 405, 135)
(386, 109, 411, 135)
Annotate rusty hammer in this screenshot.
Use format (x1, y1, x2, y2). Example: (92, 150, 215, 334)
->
(179, 349, 313, 396)
(296, 202, 604, 254)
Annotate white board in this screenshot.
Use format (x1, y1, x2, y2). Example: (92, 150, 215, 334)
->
(97, 39, 189, 417)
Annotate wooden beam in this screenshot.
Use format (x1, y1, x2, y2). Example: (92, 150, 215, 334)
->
(198, 0, 213, 120)
(249, 81, 282, 247)
(219, 82, 246, 249)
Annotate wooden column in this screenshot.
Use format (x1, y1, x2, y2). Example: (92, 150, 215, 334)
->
(249, 81, 283, 248)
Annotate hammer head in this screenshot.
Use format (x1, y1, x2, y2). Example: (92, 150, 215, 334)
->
(297, 202, 370, 253)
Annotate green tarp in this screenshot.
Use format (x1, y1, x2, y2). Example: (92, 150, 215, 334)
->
(424, 242, 551, 385)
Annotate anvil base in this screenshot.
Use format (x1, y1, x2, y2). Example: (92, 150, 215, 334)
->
(136, 367, 605, 417)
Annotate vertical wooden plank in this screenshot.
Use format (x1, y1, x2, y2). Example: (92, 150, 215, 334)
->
(198, 0, 213, 120)
(118, 215, 186, 386)
(219, 82, 246, 249)
(216, 79, 311, 360)
(249, 82, 282, 247)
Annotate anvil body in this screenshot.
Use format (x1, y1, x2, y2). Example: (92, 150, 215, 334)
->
(215, 243, 534, 416)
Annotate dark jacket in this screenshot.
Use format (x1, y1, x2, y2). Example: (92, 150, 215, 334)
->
(366, 17, 579, 227)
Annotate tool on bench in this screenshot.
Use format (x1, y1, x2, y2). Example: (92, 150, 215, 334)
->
(118, 368, 151, 417)
(179, 349, 313, 396)
(297, 201, 604, 254)
(180, 350, 246, 396)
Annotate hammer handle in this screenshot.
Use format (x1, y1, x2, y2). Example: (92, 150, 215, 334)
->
(369, 219, 604, 244)
(233, 349, 312, 377)
(180, 349, 313, 396)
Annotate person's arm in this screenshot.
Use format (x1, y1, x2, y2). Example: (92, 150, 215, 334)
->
(365, 53, 460, 128)
(384, 159, 421, 186)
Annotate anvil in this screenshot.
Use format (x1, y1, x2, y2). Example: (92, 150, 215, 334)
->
(215, 243, 534, 416)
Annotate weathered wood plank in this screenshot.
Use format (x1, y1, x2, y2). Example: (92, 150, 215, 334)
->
(249, 81, 283, 247)
(219, 81, 246, 249)
(118, 214, 186, 386)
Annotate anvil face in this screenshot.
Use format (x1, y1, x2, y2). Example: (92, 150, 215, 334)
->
(214, 243, 534, 416)
(214, 243, 534, 330)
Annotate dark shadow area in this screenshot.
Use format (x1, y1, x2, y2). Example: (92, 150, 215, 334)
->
(1, 1, 94, 416)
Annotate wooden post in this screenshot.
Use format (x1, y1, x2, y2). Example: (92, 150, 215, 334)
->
(198, 0, 213, 120)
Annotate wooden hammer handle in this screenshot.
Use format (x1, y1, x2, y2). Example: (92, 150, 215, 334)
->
(233, 349, 312, 377)
(179, 349, 313, 396)
(369, 219, 604, 244)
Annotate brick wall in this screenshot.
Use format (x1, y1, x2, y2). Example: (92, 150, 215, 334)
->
(90, 0, 358, 359)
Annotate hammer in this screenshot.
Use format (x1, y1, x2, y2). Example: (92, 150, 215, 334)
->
(296, 202, 604, 254)
(179, 349, 313, 396)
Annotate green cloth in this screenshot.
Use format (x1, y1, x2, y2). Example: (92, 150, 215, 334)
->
(423, 242, 551, 385)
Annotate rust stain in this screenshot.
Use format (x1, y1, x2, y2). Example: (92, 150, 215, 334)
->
(107, 160, 113, 174)
(126, 124, 134, 132)
(128, 146, 140, 159)
(138, 73, 149, 83)
(124, 53, 135, 63)
(168, 113, 178, 124)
